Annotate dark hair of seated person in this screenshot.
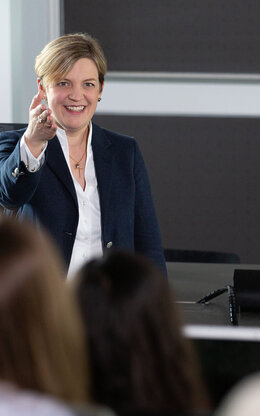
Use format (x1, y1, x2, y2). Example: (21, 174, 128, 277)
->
(74, 250, 210, 414)
(0, 217, 89, 404)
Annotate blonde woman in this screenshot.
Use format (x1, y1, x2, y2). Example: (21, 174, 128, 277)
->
(0, 33, 166, 278)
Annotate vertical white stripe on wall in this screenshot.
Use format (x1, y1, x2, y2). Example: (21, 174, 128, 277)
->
(10, 0, 61, 123)
(47, 0, 60, 41)
(0, 0, 12, 122)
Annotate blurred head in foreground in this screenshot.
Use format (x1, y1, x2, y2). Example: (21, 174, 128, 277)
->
(75, 249, 209, 413)
(0, 217, 88, 403)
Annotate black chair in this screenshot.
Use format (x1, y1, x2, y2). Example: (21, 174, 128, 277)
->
(119, 411, 212, 416)
(0, 123, 27, 132)
(164, 249, 240, 264)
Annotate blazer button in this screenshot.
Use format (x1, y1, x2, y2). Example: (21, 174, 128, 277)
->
(11, 167, 19, 178)
(106, 241, 113, 248)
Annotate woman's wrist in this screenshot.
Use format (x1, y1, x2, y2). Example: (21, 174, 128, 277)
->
(24, 134, 47, 158)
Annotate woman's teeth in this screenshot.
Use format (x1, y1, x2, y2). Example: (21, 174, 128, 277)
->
(66, 106, 85, 112)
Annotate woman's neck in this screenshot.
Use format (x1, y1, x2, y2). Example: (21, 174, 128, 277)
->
(66, 125, 89, 149)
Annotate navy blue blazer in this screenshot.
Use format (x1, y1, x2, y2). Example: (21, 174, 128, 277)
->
(0, 123, 166, 274)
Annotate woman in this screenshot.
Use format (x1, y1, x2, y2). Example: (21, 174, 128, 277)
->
(0, 217, 88, 413)
(0, 33, 166, 277)
(74, 250, 210, 414)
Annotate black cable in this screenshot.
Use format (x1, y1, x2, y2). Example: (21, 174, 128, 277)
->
(197, 285, 238, 326)
(197, 286, 228, 304)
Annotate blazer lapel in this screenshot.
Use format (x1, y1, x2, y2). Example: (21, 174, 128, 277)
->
(92, 124, 114, 234)
(45, 127, 113, 226)
(46, 136, 78, 209)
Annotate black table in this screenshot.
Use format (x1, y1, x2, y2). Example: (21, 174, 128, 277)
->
(167, 262, 260, 326)
(166, 263, 260, 408)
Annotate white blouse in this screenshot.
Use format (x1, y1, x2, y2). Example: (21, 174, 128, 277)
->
(20, 123, 103, 279)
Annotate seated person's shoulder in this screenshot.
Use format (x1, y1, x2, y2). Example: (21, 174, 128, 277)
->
(215, 372, 260, 416)
(72, 404, 117, 416)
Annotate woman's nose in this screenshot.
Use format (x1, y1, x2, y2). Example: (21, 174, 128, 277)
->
(68, 86, 83, 100)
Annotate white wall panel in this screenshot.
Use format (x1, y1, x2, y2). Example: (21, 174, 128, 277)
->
(98, 74, 260, 117)
(0, 1, 12, 122)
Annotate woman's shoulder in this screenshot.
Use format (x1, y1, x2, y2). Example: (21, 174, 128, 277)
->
(0, 127, 26, 143)
(215, 372, 260, 416)
(0, 383, 73, 416)
(0, 382, 117, 416)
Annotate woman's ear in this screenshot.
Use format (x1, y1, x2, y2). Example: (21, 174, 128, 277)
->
(99, 81, 104, 94)
(98, 82, 104, 101)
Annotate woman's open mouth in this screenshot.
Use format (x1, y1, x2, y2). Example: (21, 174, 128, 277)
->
(65, 105, 86, 113)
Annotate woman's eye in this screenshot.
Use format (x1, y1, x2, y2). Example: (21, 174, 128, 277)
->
(57, 81, 68, 87)
(84, 82, 95, 87)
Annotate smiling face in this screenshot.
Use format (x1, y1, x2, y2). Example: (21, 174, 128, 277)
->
(44, 58, 103, 137)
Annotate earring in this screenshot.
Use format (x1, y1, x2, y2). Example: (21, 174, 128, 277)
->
(98, 97, 102, 102)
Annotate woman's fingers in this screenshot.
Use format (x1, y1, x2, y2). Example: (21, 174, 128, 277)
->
(45, 114, 54, 127)
(36, 110, 57, 137)
(25, 95, 57, 145)
(30, 90, 44, 111)
(35, 108, 50, 124)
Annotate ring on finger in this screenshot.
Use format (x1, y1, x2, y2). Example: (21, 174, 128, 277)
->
(37, 115, 44, 124)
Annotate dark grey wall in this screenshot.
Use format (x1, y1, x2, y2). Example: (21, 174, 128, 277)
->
(94, 115, 260, 264)
(63, 0, 260, 73)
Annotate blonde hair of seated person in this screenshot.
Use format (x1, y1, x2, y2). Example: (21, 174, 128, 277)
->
(0, 217, 89, 403)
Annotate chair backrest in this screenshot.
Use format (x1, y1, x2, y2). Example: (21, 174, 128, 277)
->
(0, 123, 28, 214)
(0, 123, 27, 132)
(118, 411, 213, 416)
(164, 249, 240, 264)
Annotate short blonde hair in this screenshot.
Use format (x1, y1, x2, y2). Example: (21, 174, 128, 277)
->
(35, 32, 107, 88)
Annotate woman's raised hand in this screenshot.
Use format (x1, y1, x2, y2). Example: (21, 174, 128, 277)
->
(24, 90, 57, 157)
